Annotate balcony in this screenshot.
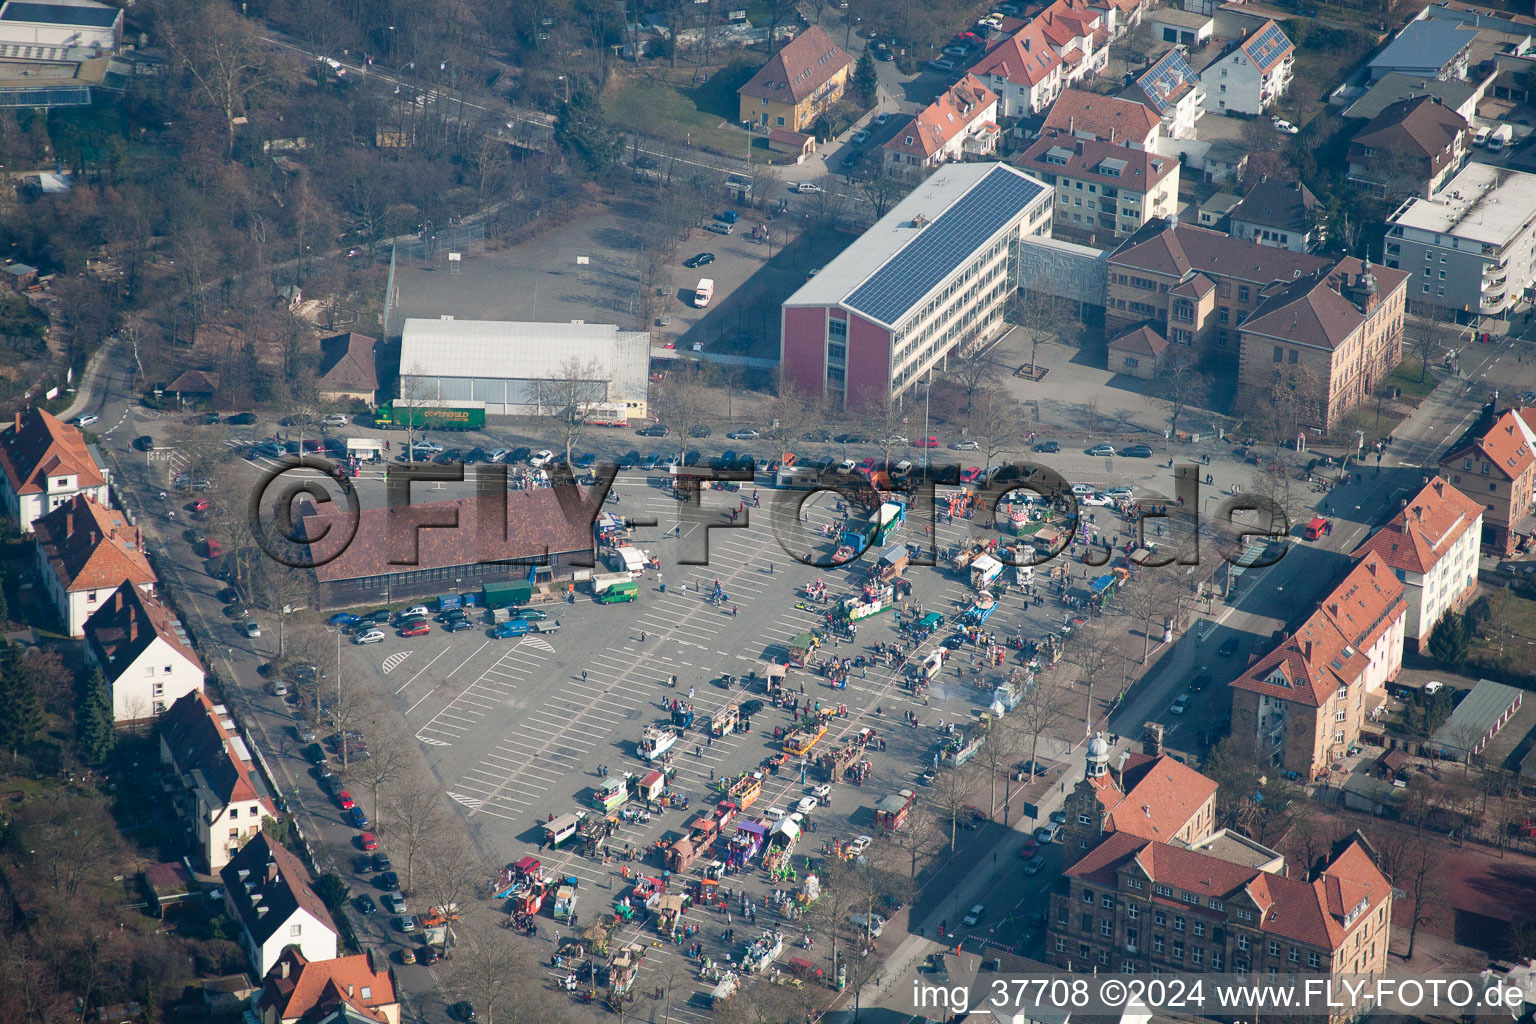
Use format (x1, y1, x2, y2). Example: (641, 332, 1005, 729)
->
(1482, 274, 1507, 291)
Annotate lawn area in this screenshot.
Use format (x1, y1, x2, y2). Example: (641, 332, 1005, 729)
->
(604, 64, 758, 157)
(1389, 354, 1439, 402)
(1467, 589, 1536, 685)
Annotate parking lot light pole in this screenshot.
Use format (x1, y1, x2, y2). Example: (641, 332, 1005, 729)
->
(921, 370, 932, 471)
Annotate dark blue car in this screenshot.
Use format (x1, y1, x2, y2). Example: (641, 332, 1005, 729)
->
(329, 612, 360, 627)
(347, 806, 369, 828)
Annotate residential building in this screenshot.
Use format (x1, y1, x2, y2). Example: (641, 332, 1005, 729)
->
(1196, 191, 1242, 229)
(1346, 95, 1469, 199)
(1417, 0, 1536, 36)
(0, 407, 111, 534)
(84, 581, 204, 724)
(0, 0, 121, 59)
(736, 25, 852, 133)
(1033, 0, 1114, 86)
(257, 948, 399, 1024)
(881, 75, 1000, 180)
(1107, 324, 1169, 379)
(1235, 258, 1410, 433)
(1041, 89, 1162, 150)
(1383, 163, 1536, 321)
(1367, 18, 1475, 81)
(1058, 734, 1219, 857)
(1122, 48, 1205, 140)
(1340, 71, 1484, 124)
(780, 162, 1053, 410)
(1199, 19, 1294, 115)
(160, 691, 278, 873)
(32, 494, 157, 637)
(1047, 832, 1394, 994)
(1438, 405, 1536, 554)
(317, 332, 379, 408)
(220, 834, 338, 976)
(300, 490, 598, 609)
(397, 319, 649, 420)
(1014, 134, 1178, 240)
(1228, 552, 1406, 779)
(1351, 476, 1483, 651)
(967, 22, 1066, 117)
(1228, 178, 1322, 252)
(1105, 220, 1332, 360)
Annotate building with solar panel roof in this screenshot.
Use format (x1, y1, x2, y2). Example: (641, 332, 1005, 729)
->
(780, 162, 1054, 411)
(1121, 47, 1205, 140)
(0, 0, 122, 59)
(1198, 18, 1293, 115)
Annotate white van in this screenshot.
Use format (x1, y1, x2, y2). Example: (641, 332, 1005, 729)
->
(695, 279, 715, 308)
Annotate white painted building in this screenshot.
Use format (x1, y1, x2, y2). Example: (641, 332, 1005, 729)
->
(160, 691, 278, 873)
(0, 0, 122, 60)
(1352, 477, 1484, 651)
(397, 319, 650, 420)
(84, 581, 205, 724)
(33, 494, 156, 637)
(220, 834, 338, 976)
(1199, 19, 1294, 116)
(0, 407, 111, 535)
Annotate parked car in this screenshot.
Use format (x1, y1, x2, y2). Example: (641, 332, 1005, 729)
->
(1272, 117, 1299, 135)
(356, 894, 378, 915)
(399, 621, 431, 637)
(949, 439, 979, 450)
(1033, 440, 1061, 453)
(529, 450, 555, 467)
(1218, 636, 1240, 657)
(383, 893, 407, 915)
(396, 915, 416, 933)
(928, 58, 957, 71)
(1023, 855, 1047, 875)
(241, 620, 262, 639)
(377, 871, 400, 892)
(683, 252, 716, 268)
(373, 852, 392, 872)
(358, 831, 378, 851)
(227, 412, 257, 425)
(1033, 823, 1060, 843)
(354, 629, 386, 645)
(852, 130, 870, 144)
(322, 413, 349, 427)
(962, 904, 985, 926)
(347, 806, 369, 828)
(1169, 695, 1190, 715)
(796, 795, 820, 813)
(74, 414, 99, 427)
(636, 424, 670, 437)
(493, 619, 531, 638)
(795, 182, 822, 193)
(1121, 443, 1154, 458)
(1086, 444, 1116, 457)
(444, 619, 474, 632)
(727, 428, 761, 440)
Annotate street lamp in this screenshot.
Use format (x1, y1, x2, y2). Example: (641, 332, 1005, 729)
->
(920, 370, 932, 472)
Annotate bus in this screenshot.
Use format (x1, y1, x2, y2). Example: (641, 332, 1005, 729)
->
(694, 279, 715, 308)
(373, 403, 487, 431)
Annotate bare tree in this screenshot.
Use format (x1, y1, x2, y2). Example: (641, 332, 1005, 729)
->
(928, 760, 980, 852)
(857, 172, 912, 219)
(1011, 681, 1071, 825)
(884, 804, 947, 878)
(388, 776, 452, 892)
(1152, 354, 1211, 438)
(946, 347, 1002, 421)
(417, 835, 489, 922)
(1117, 576, 1177, 666)
(347, 721, 414, 824)
(530, 356, 611, 468)
(968, 385, 1025, 477)
(450, 928, 541, 1024)
(651, 369, 713, 460)
(861, 397, 911, 473)
(1061, 620, 1116, 738)
(158, 0, 271, 160)
(1405, 318, 1442, 382)
(1008, 289, 1074, 376)
(970, 716, 1024, 821)
(1397, 830, 1443, 959)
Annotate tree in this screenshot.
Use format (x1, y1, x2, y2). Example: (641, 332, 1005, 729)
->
(853, 52, 879, 106)
(530, 357, 609, 468)
(554, 90, 623, 179)
(651, 370, 713, 460)
(968, 385, 1025, 478)
(1061, 620, 1115, 739)
(158, 0, 270, 161)
(1008, 289, 1074, 376)
(73, 667, 114, 768)
(884, 804, 947, 878)
(857, 172, 911, 220)
(450, 928, 545, 1024)
(1152, 354, 1210, 438)
(1426, 611, 1470, 668)
(928, 760, 979, 851)
(946, 347, 1002, 421)
(861, 398, 910, 473)
(416, 836, 486, 925)
(1118, 576, 1176, 667)
(347, 722, 413, 827)
(1396, 829, 1443, 959)
(1011, 680, 1070, 826)
(313, 873, 351, 913)
(388, 777, 450, 892)
(1405, 313, 1442, 382)
(970, 716, 1023, 822)
(0, 643, 43, 761)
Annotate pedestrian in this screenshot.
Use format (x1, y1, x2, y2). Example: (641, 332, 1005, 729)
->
(582, 670, 588, 682)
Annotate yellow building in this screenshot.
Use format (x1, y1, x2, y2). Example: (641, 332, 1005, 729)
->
(738, 25, 853, 134)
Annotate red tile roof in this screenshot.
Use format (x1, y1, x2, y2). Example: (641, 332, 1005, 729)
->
(1232, 551, 1404, 707)
(260, 948, 397, 1024)
(1094, 754, 1217, 842)
(304, 489, 596, 583)
(160, 691, 272, 810)
(1016, 133, 1176, 190)
(166, 369, 221, 394)
(1065, 833, 1391, 950)
(33, 494, 156, 594)
(0, 407, 106, 498)
(1109, 222, 1332, 284)
(1351, 476, 1483, 576)
(1440, 408, 1535, 482)
(318, 332, 379, 393)
(1241, 258, 1410, 352)
(883, 75, 998, 159)
(1043, 89, 1161, 146)
(738, 25, 851, 105)
(968, 25, 1065, 87)
(1108, 324, 1170, 358)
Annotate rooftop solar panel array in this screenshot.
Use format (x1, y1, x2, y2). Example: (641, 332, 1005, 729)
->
(0, 1, 120, 26)
(844, 166, 1044, 327)
(1243, 21, 1292, 72)
(1137, 49, 1196, 115)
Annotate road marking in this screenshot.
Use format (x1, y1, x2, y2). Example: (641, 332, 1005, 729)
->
(381, 651, 413, 673)
(519, 636, 556, 653)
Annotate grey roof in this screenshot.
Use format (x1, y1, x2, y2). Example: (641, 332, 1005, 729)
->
(1429, 678, 1524, 760)
(1342, 71, 1478, 120)
(0, 0, 119, 26)
(783, 162, 1048, 329)
(219, 833, 337, 947)
(1230, 178, 1319, 234)
(399, 318, 650, 402)
(1368, 19, 1474, 74)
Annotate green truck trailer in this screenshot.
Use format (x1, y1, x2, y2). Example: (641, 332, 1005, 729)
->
(482, 581, 534, 609)
(373, 403, 487, 431)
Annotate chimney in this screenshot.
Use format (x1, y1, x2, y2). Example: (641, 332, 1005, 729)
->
(1109, 126, 1116, 143)
(1068, 114, 1074, 133)
(1076, 139, 1085, 154)
(1328, 602, 1339, 618)
(1141, 720, 1165, 756)
(279, 958, 291, 980)
(115, 590, 123, 612)
(65, 511, 73, 536)
(1023, 34, 1031, 50)
(266, 861, 280, 884)
(129, 615, 137, 644)
(13, 412, 19, 432)
(347, 984, 355, 998)
(1432, 479, 1445, 498)
(1304, 639, 1313, 661)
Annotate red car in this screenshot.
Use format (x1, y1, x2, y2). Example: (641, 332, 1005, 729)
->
(336, 791, 356, 810)
(857, 457, 879, 474)
(960, 467, 986, 484)
(1019, 838, 1040, 859)
(399, 621, 430, 637)
(914, 436, 940, 448)
(191, 498, 212, 513)
(358, 831, 378, 851)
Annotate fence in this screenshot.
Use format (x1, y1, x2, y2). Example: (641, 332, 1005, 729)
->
(388, 222, 488, 262)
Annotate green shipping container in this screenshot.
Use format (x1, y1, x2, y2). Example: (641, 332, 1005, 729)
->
(482, 581, 533, 609)
(373, 404, 487, 431)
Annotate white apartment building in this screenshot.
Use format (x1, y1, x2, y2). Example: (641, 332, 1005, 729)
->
(160, 691, 278, 873)
(220, 834, 338, 976)
(1352, 477, 1484, 651)
(0, 407, 112, 535)
(1384, 163, 1536, 321)
(84, 581, 205, 724)
(33, 494, 157, 637)
(1199, 19, 1294, 116)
